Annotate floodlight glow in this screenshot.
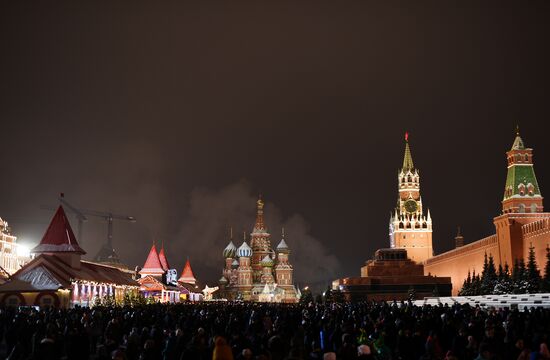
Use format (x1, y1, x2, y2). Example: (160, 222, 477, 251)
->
(16, 244, 31, 257)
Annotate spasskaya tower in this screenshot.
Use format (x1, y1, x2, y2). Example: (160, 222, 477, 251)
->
(389, 133, 433, 263)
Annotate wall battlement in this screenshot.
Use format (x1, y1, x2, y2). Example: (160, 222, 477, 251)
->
(522, 217, 550, 239)
(425, 234, 497, 266)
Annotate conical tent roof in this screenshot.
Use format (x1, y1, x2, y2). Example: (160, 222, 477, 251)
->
(158, 244, 170, 271)
(31, 206, 85, 254)
(140, 243, 164, 275)
(402, 133, 414, 171)
(178, 259, 196, 284)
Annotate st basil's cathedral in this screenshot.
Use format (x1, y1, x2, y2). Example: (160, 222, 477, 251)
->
(218, 198, 299, 303)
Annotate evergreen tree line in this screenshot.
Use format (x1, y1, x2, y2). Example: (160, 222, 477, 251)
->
(459, 245, 550, 296)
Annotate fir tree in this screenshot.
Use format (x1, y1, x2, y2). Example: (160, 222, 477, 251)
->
(470, 270, 481, 295)
(512, 258, 529, 294)
(526, 244, 542, 293)
(474, 273, 482, 295)
(458, 270, 472, 296)
(497, 264, 504, 280)
(543, 246, 550, 292)
(494, 262, 513, 294)
(481, 253, 498, 295)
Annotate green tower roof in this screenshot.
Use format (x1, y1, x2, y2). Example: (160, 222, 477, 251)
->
(503, 133, 541, 200)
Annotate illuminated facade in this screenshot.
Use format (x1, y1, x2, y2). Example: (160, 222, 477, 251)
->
(0, 217, 31, 278)
(423, 130, 550, 294)
(218, 198, 299, 303)
(0, 206, 139, 308)
(138, 242, 202, 302)
(389, 134, 433, 263)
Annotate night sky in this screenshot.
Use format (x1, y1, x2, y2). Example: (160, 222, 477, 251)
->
(1, 1, 550, 289)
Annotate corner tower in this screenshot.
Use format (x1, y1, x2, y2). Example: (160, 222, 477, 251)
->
(389, 133, 433, 263)
(502, 128, 543, 214)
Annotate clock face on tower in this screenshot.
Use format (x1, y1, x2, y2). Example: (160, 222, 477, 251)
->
(404, 199, 418, 213)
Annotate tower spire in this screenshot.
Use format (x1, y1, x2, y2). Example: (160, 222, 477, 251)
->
(253, 196, 266, 232)
(455, 226, 464, 248)
(402, 132, 414, 171)
(511, 125, 525, 150)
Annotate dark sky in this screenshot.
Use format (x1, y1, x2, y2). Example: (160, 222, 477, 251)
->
(1, 1, 550, 289)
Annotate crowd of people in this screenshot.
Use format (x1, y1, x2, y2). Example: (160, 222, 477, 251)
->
(1, 301, 550, 360)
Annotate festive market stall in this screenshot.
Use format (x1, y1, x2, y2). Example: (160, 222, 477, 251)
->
(137, 243, 203, 302)
(0, 206, 139, 307)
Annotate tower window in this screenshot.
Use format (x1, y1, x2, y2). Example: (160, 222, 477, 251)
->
(531, 204, 537, 213)
(518, 183, 525, 196)
(524, 154, 529, 162)
(527, 183, 534, 196)
(518, 203, 526, 213)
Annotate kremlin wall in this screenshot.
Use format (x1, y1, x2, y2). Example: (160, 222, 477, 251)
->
(424, 131, 549, 295)
(335, 129, 549, 299)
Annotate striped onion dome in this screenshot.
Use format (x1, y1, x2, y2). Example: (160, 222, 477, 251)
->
(223, 241, 237, 258)
(260, 255, 274, 267)
(237, 241, 252, 258)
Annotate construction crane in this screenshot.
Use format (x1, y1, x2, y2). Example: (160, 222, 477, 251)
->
(42, 194, 136, 260)
(58, 193, 88, 243)
(76, 207, 136, 249)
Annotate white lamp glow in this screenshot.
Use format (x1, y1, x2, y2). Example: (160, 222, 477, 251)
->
(16, 244, 31, 258)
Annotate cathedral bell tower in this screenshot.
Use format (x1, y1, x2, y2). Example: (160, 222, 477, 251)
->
(389, 133, 433, 263)
(250, 197, 271, 283)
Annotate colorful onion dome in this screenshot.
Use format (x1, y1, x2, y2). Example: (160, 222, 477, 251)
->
(219, 276, 228, 284)
(261, 255, 274, 267)
(276, 238, 290, 253)
(231, 259, 239, 269)
(223, 241, 237, 258)
(237, 241, 252, 258)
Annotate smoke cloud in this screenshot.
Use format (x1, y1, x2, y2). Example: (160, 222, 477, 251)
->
(171, 180, 341, 288)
